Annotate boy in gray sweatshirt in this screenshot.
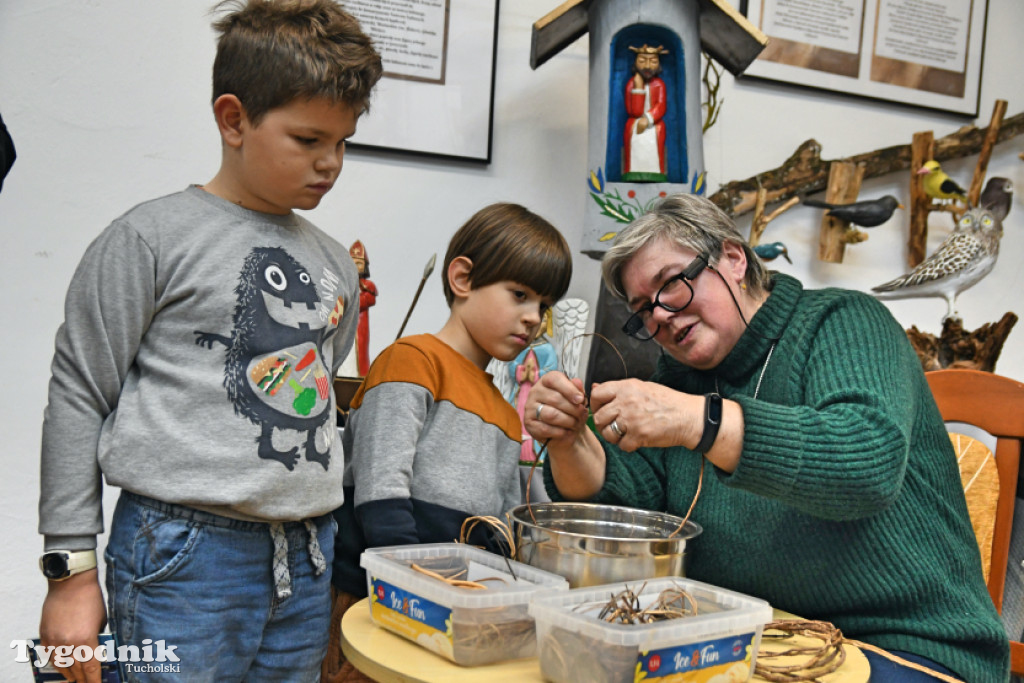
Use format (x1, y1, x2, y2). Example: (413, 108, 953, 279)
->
(37, 2, 381, 681)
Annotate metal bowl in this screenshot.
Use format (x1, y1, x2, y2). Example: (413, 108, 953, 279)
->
(509, 502, 702, 588)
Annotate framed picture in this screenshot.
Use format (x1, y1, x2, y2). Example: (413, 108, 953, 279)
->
(739, 0, 989, 116)
(343, 0, 500, 163)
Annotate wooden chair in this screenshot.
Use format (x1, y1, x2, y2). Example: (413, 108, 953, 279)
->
(926, 368, 1024, 674)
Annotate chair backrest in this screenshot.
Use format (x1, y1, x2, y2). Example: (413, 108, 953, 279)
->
(952, 432, 999, 583)
(926, 368, 1024, 614)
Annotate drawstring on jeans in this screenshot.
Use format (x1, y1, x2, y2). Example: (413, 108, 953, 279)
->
(269, 519, 327, 600)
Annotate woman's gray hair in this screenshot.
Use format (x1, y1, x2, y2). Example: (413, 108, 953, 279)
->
(601, 193, 771, 301)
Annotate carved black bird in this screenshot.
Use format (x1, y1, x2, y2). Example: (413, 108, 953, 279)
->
(802, 195, 904, 228)
(980, 177, 1013, 221)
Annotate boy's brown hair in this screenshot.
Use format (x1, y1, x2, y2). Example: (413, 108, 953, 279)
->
(442, 203, 573, 307)
(211, 0, 383, 124)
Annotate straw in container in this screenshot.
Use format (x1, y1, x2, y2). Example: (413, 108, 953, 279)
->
(361, 542, 569, 666)
(529, 576, 773, 682)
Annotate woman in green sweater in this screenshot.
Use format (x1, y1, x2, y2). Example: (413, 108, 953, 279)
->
(526, 193, 1008, 682)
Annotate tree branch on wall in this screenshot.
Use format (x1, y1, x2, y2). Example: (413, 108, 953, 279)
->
(709, 111, 1024, 217)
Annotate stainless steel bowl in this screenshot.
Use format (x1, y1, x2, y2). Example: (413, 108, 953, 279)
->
(509, 502, 702, 588)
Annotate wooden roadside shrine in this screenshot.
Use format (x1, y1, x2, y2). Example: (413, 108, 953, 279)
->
(530, 0, 768, 385)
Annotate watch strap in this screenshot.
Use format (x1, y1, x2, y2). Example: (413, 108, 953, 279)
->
(40, 549, 97, 580)
(694, 392, 722, 454)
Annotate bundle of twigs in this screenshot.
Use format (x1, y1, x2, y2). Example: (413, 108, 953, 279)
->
(459, 514, 516, 559)
(595, 582, 699, 625)
(757, 620, 966, 683)
(755, 620, 846, 681)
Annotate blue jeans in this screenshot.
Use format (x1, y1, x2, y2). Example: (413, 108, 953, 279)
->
(863, 648, 958, 682)
(104, 491, 335, 682)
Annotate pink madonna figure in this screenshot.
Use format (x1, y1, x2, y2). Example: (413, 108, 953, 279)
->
(623, 44, 668, 181)
(511, 343, 557, 464)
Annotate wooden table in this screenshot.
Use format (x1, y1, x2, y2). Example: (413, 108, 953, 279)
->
(340, 598, 870, 682)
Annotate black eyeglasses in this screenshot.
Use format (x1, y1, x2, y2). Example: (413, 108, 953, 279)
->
(621, 251, 709, 341)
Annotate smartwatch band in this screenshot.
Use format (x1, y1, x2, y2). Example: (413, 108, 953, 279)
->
(695, 392, 722, 454)
(39, 549, 97, 581)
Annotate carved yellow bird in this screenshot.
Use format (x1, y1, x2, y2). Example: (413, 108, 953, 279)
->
(918, 160, 968, 204)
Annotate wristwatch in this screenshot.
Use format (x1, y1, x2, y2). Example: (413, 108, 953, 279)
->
(39, 550, 97, 581)
(694, 392, 723, 454)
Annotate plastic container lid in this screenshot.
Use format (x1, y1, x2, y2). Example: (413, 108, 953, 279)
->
(361, 542, 569, 609)
(529, 576, 773, 649)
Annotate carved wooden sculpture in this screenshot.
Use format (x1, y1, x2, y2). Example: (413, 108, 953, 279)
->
(709, 107, 1024, 218)
(907, 313, 1018, 372)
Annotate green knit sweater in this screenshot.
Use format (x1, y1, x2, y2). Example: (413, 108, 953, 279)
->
(548, 273, 1008, 681)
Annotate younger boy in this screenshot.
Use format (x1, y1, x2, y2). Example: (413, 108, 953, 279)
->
(322, 203, 572, 682)
(37, 2, 381, 681)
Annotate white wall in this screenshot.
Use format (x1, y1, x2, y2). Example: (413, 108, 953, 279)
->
(1, 1, 1021, 677)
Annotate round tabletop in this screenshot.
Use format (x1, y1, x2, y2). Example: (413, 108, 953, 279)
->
(340, 598, 870, 682)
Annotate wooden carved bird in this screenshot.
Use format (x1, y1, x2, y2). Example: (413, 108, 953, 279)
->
(803, 195, 904, 227)
(919, 160, 968, 204)
(980, 176, 1013, 221)
(871, 207, 1004, 321)
(753, 241, 792, 263)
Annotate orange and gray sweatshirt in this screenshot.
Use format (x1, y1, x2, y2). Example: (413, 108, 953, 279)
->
(332, 334, 522, 596)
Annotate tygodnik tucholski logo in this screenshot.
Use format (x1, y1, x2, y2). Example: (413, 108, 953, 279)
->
(11, 637, 181, 675)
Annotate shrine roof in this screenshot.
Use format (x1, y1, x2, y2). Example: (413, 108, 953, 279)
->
(531, 0, 768, 75)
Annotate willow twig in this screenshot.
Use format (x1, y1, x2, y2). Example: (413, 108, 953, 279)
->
(410, 562, 488, 589)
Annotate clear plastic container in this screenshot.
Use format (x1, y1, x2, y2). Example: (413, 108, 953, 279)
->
(529, 577, 773, 682)
(361, 543, 569, 666)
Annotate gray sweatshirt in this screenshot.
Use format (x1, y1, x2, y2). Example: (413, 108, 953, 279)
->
(39, 186, 360, 551)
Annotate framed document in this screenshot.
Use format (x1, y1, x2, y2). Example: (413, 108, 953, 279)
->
(740, 0, 989, 116)
(343, 0, 499, 162)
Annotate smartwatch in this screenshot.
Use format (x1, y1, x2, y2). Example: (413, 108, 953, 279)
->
(39, 550, 97, 581)
(694, 392, 723, 454)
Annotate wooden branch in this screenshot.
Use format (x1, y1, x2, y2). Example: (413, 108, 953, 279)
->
(904, 101, 1009, 267)
(907, 313, 1018, 372)
(749, 188, 768, 247)
(710, 110, 1024, 217)
(968, 100, 1008, 206)
(817, 161, 864, 263)
(908, 132, 934, 268)
(750, 190, 798, 246)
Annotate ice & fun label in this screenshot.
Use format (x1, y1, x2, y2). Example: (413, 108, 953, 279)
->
(636, 631, 756, 682)
(368, 577, 455, 659)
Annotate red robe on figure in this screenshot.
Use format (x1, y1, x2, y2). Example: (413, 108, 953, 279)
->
(356, 277, 377, 377)
(623, 76, 667, 175)
(350, 240, 377, 377)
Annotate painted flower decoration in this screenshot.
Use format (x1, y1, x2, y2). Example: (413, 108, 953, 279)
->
(589, 168, 708, 242)
(588, 168, 665, 239)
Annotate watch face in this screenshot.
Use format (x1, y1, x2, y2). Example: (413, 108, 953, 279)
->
(41, 552, 69, 580)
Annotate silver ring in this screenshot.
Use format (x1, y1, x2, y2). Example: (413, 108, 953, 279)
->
(609, 420, 624, 437)
(535, 403, 545, 421)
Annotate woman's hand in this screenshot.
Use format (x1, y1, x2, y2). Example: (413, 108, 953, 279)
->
(524, 371, 606, 499)
(589, 379, 702, 451)
(589, 379, 744, 472)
